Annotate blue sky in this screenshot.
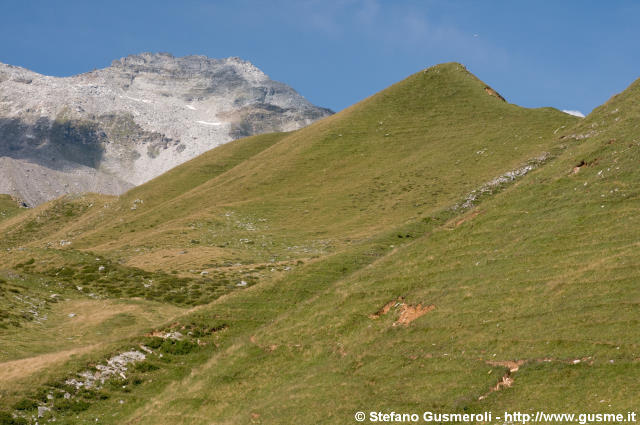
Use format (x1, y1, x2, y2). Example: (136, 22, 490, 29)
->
(1, 0, 639, 115)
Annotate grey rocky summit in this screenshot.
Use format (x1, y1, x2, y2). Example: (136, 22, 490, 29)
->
(0, 52, 332, 206)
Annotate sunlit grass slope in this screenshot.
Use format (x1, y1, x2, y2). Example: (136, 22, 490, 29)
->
(105, 75, 640, 423)
(1, 63, 575, 268)
(0, 195, 21, 223)
(0, 63, 600, 424)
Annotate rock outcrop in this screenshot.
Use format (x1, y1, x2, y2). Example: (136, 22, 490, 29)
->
(0, 53, 332, 205)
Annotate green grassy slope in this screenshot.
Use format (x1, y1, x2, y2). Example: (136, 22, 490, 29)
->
(105, 75, 640, 423)
(4, 63, 621, 424)
(104, 62, 574, 247)
(0, 63, 575, 264)
(0, 131, 286, 253)
(0, 194, 22, 223)
(123, 131, 289, 210)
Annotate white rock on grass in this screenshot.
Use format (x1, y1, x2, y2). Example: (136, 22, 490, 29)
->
(65, 350, 146, 390)
(38, 405, 50, 418)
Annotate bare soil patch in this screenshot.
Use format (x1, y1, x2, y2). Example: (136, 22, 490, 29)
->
(370, 297, 435, 326)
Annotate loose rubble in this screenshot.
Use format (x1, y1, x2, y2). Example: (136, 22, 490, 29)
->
(65, 350, 146, 390)
(455, 153, 549, 210)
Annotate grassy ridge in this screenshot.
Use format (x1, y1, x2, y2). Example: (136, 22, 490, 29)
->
(85, 63, 575, 250)
(88, 74, 640, 423)
(8, 63, 633, 424)
(0, 64, 575, 264)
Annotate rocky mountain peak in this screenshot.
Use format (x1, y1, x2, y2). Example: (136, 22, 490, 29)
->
(108, 53, 267, 82)
(0, 53, 332, 206)
(110, 53, 262, 76)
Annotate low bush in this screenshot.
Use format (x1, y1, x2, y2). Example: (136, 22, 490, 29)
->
(136, 361, 160, 372)
(0, 411, 28, 425)
(160, 339, 197, 355)
(54, 399, 90, 412)
(12, 399, 37, 411)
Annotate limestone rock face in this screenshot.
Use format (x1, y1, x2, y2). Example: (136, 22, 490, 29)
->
(0, 53, 332, 205)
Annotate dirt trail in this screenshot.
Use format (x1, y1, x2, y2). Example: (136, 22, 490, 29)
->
(453, 210, 482, 228)
(0, 344, 101, 389)
(487, 359, 525, 372)
(478, 373, 514, 400)
(478, 357, 593, 400)
(0, 299, 190, 390)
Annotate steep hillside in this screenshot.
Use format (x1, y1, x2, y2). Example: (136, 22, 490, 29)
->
(0, 63, 576, 269)
(155, 79, 640, 422)
(0, 53, 332, 205)
(0, 63, 602, 424)
(117, 74, 640, 423)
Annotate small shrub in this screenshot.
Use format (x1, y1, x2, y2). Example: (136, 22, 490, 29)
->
(77, 389, 108, 401)
(58, 268, 75, 277)
(144, 337, 164, 349)
(134, 361, 159, 372)
(13, 398, 37, 410)
(0, 411, 28, 425)
(171, 294, 186, 304)
(160, 339, 197, 355)
(45, 379, 67, 390)
(54, 399, 91, 412)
